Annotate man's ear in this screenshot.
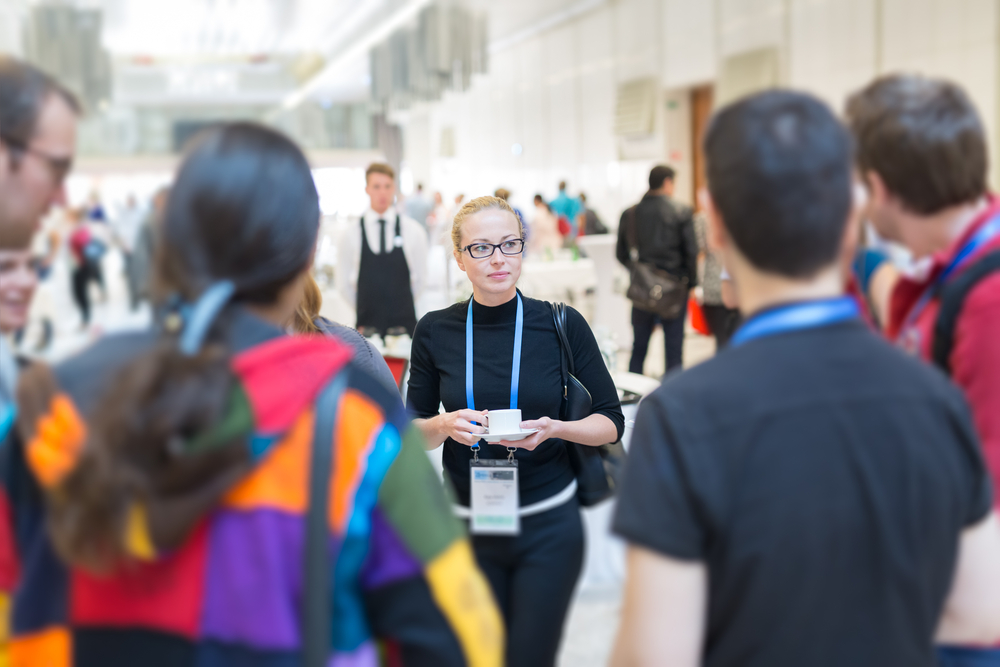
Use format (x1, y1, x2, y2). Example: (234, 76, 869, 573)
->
(865, 170, 890, 209)
(700, 189, 729, 254)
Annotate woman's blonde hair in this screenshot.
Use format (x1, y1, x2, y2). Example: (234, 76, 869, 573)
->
(292, 273, 323, 334)
(451, 195, 524, 253)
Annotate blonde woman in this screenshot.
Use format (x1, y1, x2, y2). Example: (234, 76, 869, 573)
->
(407, 196, 625, 667)
(290, 273, 398, 392)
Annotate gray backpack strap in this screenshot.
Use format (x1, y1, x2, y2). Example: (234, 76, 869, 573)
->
(303, 369, 350, 667)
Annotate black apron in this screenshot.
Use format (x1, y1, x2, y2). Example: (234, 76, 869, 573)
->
(356, 215, 417, 337)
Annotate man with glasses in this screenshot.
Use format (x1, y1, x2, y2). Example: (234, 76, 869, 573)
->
(0, 57, 79, 249)
(0, 57, 78, 446)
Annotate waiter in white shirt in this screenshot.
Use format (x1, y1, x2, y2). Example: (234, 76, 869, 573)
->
(337, 162, 428, 336)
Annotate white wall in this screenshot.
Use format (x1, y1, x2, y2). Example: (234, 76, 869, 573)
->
(401, 0, 1000, 227)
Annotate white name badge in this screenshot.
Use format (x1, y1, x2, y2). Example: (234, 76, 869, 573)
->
(470, 459, 520, 535)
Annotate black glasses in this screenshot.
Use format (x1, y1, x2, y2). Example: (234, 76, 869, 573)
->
(463, 238, 525, 259)
(1, 135, 73, 184)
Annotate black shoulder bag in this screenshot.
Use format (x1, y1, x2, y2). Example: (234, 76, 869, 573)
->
(932, 249, 1000, 375)
(303, 369, 350, 667)
(625, 205, 688, 319)
(550, 303, 626, 507)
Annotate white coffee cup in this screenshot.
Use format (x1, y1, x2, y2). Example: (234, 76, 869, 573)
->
(486, 409, 522, 435)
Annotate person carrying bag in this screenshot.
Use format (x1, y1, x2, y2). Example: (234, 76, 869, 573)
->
(616, 165, 699, 375)
(408, 196, 625, 667)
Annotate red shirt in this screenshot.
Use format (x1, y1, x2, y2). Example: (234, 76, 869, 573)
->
(888, 196, 1000, 511)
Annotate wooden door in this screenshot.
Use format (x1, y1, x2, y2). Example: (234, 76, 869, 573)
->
(691, 85, 714, 210)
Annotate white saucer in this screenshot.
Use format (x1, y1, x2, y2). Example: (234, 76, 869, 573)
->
(480, 429, 539, 443)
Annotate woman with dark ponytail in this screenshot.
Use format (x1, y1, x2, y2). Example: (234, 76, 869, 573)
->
(0, 123, 502, 667)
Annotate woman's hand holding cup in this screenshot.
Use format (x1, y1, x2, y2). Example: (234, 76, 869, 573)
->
(440, 409, 488, 447)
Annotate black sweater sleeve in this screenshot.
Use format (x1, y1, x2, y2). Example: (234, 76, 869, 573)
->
(679, 210, 699, 288)
(616, 210, 631, 268)
(565, 306, 626, 441)
(406, 315, 441, 419)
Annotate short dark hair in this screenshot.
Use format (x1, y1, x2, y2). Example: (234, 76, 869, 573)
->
(558, 181, 567, 190)
(648, 165, 676, 190)
(845, 75, 987, 215)
(0, 56, 80, 151)
(704, 90, 853, 278)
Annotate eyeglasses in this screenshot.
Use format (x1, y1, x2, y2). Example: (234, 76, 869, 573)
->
(1, 134, 73, 184)
(462, 238, 525, 259)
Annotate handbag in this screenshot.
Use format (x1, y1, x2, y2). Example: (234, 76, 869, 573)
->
(625, 206, 689, 319)
(303, 369, 350, 667)
(689, 297, 711, 336)
(550, 303, 626, 507)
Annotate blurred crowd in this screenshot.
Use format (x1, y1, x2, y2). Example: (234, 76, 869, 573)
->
(2, 51, 1000, 667)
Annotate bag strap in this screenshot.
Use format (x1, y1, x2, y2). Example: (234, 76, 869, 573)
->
(626, 206, 639, 263)
(550, 303, 570, 393)
(551, 302, 576, 376)
(932, 250, 1000, 375)
(303, 369, 351, 667)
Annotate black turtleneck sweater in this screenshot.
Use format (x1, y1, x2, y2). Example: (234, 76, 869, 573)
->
(407, 291, 625, 506)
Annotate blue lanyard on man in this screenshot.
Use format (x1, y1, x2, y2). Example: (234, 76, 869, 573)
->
(899, 212, 1000, 346)
(466, 293, 524, 458)
(730, 296, 861, 347)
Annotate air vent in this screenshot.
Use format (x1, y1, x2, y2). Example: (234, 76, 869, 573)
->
(614, 78, 657, 137)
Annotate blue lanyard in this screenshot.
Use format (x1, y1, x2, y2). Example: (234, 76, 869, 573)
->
(731, 297, 861, 347)
(466, 293, 523, 410)
(902, 212, 1000, 335)
(0, 403, 15, 445)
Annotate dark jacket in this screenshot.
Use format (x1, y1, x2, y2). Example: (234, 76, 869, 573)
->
(314, 316, 399, 394)
(616, 192, 699, 288)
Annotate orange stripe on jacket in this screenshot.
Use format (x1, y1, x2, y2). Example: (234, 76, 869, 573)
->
(26, 395, 86, 489)
(330, 391, 383, 533)
(8, 627, 70, 667)
(223, 410, 314, 513)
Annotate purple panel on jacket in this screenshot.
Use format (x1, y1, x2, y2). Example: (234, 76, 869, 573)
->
(202, 509, 322, 650)
(359, 507, 422, 590)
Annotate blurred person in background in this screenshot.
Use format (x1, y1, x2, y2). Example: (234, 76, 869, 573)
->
(0, 56, 78, 437)
(549, 181, 582, 240)
(529, 193, 561, 257)
(847, 74, 1000, 667)
(612, 89, 1000, 667)
(67, 207, 108, 329)
(84, 191, 106, 224)
(403, 182, 434, 230)
(493, 188, 525, 226)
(616, 165, 699, 375)
(291, 272, 398, 393)
(0, 57, 78, 247)
(407, 196, 624, 667)
(1, 123, 503, 666)
(426, 190, 449, 244)
(578, 193, 608, 235)
(337, 163, 428, 338)
(0, 247, 39, 440)
(129, 186, 169, 306)
(694, 212, 740, 348)
(111, 194, 146, 311)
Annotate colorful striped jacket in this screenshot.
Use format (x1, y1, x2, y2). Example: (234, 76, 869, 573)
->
(0, 311, 503, 666)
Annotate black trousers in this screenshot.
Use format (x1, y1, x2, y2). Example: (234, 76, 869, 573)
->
(629, 300, 688, 375)
(702, 303, 742, 349)
(71, 264, 98, 325)
(470, 498, 584, 667)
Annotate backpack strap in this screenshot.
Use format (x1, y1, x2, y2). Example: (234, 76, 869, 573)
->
(303, 368, 350, 667)
(932, 249, 1000, 375)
